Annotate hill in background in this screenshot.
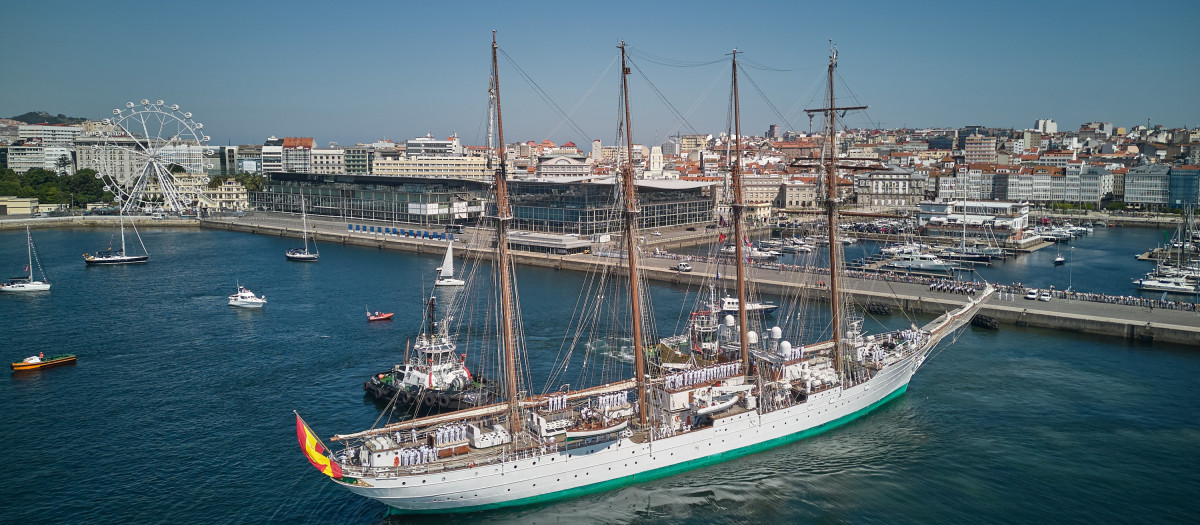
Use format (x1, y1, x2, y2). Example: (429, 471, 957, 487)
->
(8, 111, 87, 125)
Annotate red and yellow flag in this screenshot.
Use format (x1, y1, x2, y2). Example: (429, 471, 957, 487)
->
(296, 413, 343, 479)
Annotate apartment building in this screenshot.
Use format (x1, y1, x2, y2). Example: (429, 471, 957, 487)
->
(311, 147, 345, 175)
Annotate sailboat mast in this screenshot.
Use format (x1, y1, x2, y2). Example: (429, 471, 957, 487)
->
(26, 226, 34, 280)
(120, 212, 128, 255)
(301, 195, 310, 253)
(823, 45, 845, 376)
(729, 50, 751, 372)
(492, 32, 522, 435)
(617, 42, 648, 426)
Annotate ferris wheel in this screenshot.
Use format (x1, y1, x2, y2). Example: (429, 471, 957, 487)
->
(95, 99, 213, 213)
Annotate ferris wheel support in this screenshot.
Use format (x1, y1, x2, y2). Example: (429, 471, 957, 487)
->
(98, 99, 213, 214)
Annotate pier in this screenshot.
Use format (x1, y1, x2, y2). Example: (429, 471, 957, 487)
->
(201, 215, 1200, 347)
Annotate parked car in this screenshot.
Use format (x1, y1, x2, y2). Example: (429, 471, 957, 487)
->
(685, 226, 697, 231)
(675, 262, 693, 272)
(1039, 290, 1052, 301)
(1024, 289, 1039, 300)
(651, 231, 662, 236)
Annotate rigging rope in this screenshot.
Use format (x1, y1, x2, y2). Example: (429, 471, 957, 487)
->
(498, 48, 593, 142)
(736, 64, 800, 138)
(626, 57, 700, 136)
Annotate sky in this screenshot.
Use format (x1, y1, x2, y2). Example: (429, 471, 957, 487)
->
(3, 0, 1197, 148)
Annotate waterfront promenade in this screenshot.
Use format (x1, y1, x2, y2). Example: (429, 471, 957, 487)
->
(200, 213, 1200, 347)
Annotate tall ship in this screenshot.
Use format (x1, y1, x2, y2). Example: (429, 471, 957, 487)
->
(295, 38, 993, 514)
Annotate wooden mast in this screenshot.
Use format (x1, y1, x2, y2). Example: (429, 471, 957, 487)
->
(729, 50, 751, 373)
(618, 42, 648, 426)
(492, 31, 522, 434)
(805, 42, 865, 378)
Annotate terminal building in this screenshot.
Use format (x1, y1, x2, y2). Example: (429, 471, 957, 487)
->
(916, 200, 1032, 245)
(249, 172, 716, 234)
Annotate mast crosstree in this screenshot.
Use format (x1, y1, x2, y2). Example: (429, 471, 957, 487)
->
(804, 42, 867, 379)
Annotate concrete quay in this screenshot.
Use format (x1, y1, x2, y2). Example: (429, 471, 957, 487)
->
(201, 215, 1200, 348)
(0, 215, 200, 230)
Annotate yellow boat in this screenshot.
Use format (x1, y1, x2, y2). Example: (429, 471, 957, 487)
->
(11, 354, 76, 371)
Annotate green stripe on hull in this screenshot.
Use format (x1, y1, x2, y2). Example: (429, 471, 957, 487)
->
(384, 382, 911, 516)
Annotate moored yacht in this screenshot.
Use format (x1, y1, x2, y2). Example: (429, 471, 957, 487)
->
(884, 252, 958, 272)
(84, 213, 149, 265)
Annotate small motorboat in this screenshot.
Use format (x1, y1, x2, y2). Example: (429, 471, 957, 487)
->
(228, 285, 266, 308)
(12, 353, 76, 371)
(367, 310, 394, 322)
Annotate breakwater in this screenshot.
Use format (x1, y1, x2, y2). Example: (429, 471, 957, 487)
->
(201, 217, 1200, 347)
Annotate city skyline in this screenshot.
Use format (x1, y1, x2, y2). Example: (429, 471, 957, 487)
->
(3, 0, 1197, 147)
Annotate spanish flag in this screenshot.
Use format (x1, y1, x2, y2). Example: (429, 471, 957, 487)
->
(296, 413, 343, 479)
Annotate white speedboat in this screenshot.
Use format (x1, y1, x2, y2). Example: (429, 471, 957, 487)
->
(1, 226, 51, 293)
(228, 285, 266, 308)
(711, 294, 779, 316)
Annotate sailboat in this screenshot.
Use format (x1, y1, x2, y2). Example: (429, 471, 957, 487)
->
(1054, 253, 1066, 265)
(295, 39, 993, 514)
(433, 241, 465, 286)
(286, 195, 319, 262)
(83, 213, 149, 265)
(1, 226, 51, 292)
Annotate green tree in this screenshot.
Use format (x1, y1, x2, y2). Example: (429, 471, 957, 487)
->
(54, 155, 72, 175)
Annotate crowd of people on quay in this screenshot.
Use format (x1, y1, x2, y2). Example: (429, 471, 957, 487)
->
(644, 252, 1198, 312)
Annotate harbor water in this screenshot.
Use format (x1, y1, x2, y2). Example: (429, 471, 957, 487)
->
(1, 227, 1197, 524)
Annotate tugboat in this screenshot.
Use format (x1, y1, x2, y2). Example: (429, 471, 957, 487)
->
(362, 295, 496, 413)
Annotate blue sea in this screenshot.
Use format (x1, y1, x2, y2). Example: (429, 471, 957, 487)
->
(0, 226, 1197, 524)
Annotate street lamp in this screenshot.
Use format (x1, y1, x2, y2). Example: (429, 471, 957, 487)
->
(1068, 245, 1074, 301)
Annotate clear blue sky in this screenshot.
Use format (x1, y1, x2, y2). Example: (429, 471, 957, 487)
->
(3, 0, 1197, 147)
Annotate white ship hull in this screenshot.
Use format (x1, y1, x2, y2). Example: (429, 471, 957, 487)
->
(0, 280, 51, 292)
(335, 350, 923, 513)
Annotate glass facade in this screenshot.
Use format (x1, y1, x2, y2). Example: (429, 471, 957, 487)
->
(250, 172, 490, 226)
(508, 180, 713, 235)
(249, 173, 714, 234)
(1168, 167, 1199, 208)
